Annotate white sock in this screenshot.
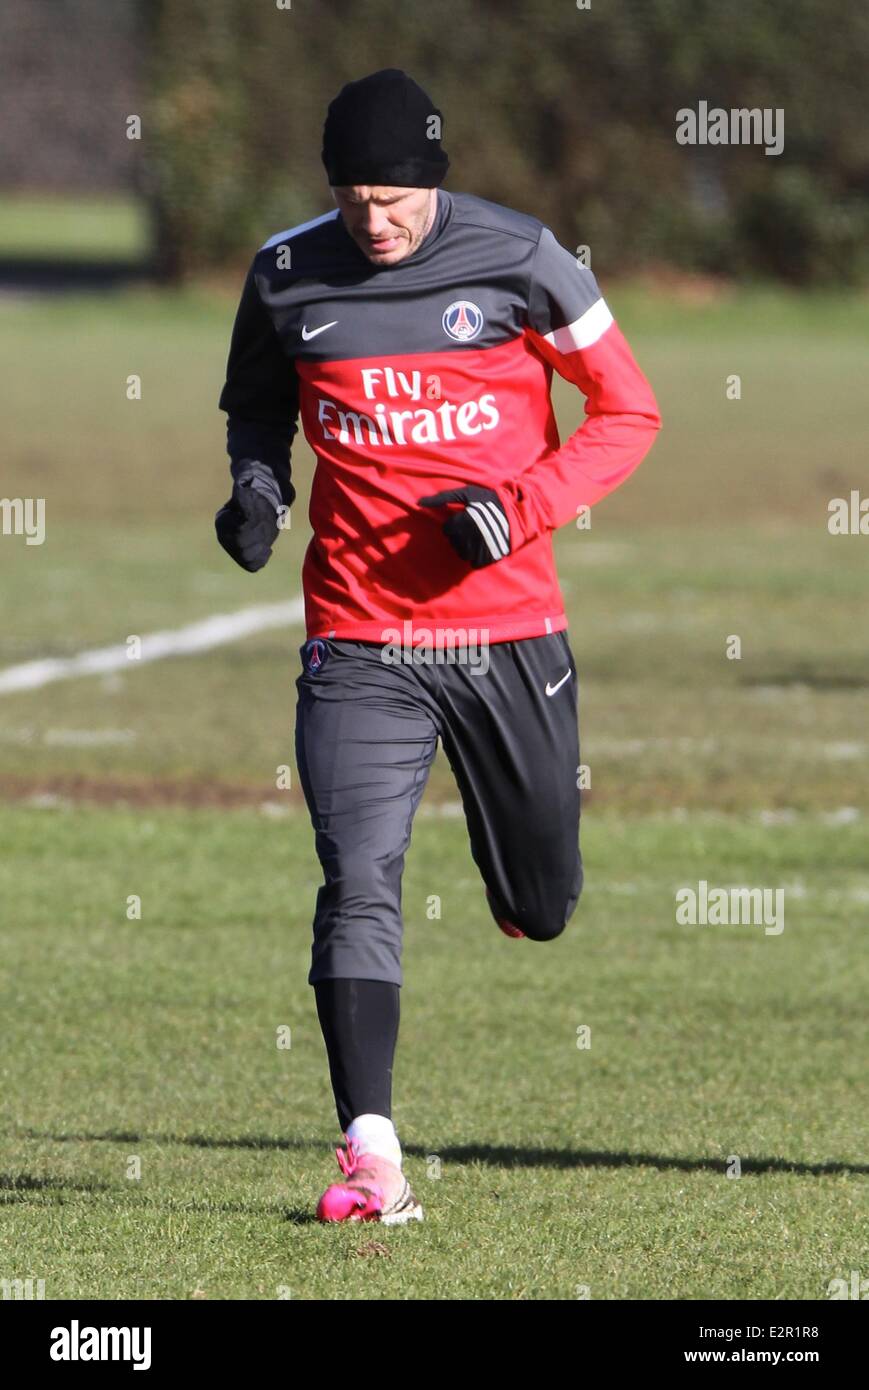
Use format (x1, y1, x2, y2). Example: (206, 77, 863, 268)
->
(346, 1113, 402, 1168)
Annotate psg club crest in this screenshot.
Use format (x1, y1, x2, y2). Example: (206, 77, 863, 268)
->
(442, 299, 484, 342)
(303, 638, 328, 674)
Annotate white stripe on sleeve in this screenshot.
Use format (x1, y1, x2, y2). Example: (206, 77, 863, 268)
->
(543, 297, 613, 354)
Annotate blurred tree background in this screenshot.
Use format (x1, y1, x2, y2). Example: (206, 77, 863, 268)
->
(2, 0, 868, 284)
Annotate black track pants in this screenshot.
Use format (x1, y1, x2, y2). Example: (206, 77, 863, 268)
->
(295, 631, 583, 986)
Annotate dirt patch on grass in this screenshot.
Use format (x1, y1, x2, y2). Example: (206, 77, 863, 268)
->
(0, 772, 304, 810)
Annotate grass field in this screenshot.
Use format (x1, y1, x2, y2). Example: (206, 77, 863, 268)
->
(0, 194, 150, 262)
(0, 277, 866, 1299)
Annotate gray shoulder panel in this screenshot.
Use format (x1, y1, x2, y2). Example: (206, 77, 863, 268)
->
(246, 190, 560, 361)
(527, 226, 605, 338)
(259, 210, 340, 250)
(449, 192, 543, 246)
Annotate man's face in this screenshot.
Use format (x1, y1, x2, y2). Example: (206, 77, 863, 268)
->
(332, 185, 436, 265)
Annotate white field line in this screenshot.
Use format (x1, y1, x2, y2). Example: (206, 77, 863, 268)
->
(0, 598, 306, 695)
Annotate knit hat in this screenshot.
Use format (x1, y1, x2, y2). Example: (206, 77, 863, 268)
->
(322, 68, 449, 188)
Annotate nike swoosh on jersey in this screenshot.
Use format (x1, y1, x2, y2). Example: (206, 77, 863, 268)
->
(301, 321, 338, 341)
(545, 670, 572, 696)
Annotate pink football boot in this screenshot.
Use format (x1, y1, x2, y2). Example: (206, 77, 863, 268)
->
(316, 1137, 424, 1225)
(486, 887, 526, 938)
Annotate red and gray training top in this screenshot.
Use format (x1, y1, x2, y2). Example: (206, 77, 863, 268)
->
(219, 190, 662, 644)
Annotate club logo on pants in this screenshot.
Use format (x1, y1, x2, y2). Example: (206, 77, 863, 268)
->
(303, 638, 329, 674)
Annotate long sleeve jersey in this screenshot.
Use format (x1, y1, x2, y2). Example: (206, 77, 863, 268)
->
(218, 190, 661, 644)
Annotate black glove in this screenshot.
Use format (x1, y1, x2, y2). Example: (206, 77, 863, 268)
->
(215, 460, 294, 572)
(418, 484, 512, 568)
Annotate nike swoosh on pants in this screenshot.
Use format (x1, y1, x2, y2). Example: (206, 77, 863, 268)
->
(545, 670, 571, 696)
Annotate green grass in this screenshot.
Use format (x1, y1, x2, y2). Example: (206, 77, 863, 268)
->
(0, 194, 150, 261)
(0, 805, 865, 1299)
(1, 282, 866, 1298)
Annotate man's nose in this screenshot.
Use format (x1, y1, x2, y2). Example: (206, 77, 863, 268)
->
(360, 206, 391, 237)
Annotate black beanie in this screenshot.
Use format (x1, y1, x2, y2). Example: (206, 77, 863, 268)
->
(322, 69, 449, 188)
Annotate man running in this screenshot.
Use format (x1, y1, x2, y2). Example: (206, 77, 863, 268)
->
(216, 69, 661, 1224)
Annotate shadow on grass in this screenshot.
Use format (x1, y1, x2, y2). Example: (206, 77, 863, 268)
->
(403, 1144, 869, 1178)
(24, 1131, 869, 1178)
(1, 1167, 315, 1220)
(0, 1172, 114, 1203)
(740, 668, 868, 691)
(31, 1130, 319, 1152)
